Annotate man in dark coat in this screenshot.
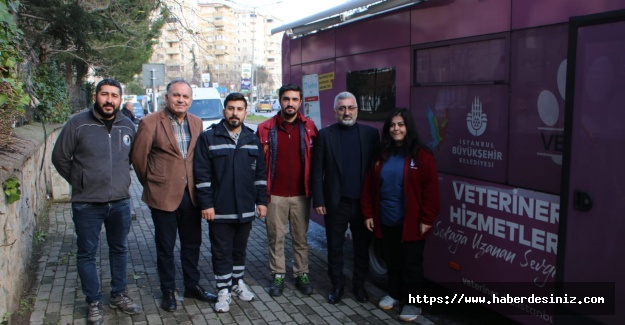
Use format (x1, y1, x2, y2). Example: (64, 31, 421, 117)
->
(311, 91, 380, 304)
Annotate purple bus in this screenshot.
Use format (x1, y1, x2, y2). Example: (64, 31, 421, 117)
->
(274, 1, 625, 324)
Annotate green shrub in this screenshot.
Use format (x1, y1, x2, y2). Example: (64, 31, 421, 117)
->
(33, 62, 71, 123)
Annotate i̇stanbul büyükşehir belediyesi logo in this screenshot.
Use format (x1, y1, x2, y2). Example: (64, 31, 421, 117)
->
(451, 96, 502, 168)
(466, 96, 487, 136)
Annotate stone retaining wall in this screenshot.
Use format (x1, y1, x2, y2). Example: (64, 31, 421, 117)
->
(0, 123, 66, 321)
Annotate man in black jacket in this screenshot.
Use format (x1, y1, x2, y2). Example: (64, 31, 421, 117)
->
(121, 102, 136, 122)
(52, 78, 141, 325)
(311, 91, 380, 304)
(194, 92, 267, 313)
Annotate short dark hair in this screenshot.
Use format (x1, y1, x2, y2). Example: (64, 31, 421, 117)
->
(278, 83, 303, 101)
(224, 92, 247, 109)
(166, 79, 192, 94)
(95, 78, 122, 96)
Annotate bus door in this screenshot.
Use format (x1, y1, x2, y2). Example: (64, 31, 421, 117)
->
(557, 10, 625, 325)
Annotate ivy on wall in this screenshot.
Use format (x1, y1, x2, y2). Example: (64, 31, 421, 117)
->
(0, 0, 29, 149)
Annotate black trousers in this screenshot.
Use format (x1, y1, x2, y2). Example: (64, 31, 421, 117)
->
(324, 198, 372, 289)
(150, 189, 202, 292)
(209, 221, 252, 292)
(381, 225, 426, 305)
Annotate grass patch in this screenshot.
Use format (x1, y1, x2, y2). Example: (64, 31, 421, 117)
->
(1, 312, 10, 325)
(34, 230, 47, 244)
(245, 114, 269, 123)
(18, 297, 35, 316)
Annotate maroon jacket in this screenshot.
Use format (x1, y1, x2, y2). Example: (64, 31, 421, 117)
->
(256, 111, 318, 198)
(361, 149, 440, 241)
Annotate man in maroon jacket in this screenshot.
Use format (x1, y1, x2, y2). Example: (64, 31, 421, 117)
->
(256, 83, 318, 297)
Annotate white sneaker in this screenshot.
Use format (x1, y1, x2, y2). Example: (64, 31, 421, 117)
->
(399, 305, 422, 321)
(232, 279, 255, 301)
(214, 289, 231, 313)
(379, 295, 398, 310)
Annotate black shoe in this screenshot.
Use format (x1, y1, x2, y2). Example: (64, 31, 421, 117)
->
(184, 285, 218, 302)
(161, 290, 176, 312)
(353, 286, 369, 303)
(269, 274, 285, 297)
(326, 287, 344, 304)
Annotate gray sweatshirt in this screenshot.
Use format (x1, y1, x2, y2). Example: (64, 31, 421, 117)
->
(52, 108, 136, 203)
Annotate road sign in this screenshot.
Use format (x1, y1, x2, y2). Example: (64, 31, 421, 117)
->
(142, 64, 165, 87)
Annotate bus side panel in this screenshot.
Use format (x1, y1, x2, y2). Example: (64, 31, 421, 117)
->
(411, 0, 511, 44)
(335, 9, 411, 57)
(286, 64, 303, 88)
(289, 35, 302, 66)
(508, 24, 568, 195)
(413, 85, 509, 183)
(301, 29, 336, 64)
(425, 175, 559, 324)
(512, 0, 625, 29)
(281, 33, 292, 83)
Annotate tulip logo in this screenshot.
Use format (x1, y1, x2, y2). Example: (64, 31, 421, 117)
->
(466, 97, 487, 136)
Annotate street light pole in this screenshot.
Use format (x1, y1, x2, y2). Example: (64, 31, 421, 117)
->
(250, 9, 256, 104)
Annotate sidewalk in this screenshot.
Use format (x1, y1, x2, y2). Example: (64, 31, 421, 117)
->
(27, 174, 429, 325)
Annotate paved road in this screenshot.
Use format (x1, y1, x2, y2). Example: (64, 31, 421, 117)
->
(28, 173, 441, 325)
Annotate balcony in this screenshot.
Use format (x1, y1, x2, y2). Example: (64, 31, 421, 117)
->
(165, 47, 180, 55)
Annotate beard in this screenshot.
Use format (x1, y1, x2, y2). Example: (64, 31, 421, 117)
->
(226, 117, 243, 129)
(282, 107, 297, 119)
(94, 102, 119, 119)
(339, 118, 355, 126)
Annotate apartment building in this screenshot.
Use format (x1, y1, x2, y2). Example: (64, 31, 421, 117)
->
(150, 0, 283, 96)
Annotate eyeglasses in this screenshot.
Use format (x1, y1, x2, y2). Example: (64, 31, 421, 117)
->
(337, 106, 357, 112)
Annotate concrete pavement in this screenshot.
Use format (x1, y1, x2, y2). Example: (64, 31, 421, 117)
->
(27, 174, 428, 325)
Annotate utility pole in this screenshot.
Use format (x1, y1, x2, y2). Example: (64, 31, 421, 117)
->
(250, 9, 256, 104)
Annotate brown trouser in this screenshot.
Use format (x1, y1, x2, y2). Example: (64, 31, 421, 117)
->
(266, 195, 310, 277)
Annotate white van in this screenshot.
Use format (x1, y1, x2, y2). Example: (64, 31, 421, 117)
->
(189, 87, 223, 130)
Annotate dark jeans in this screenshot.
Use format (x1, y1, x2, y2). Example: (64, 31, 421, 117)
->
(72, 199, 132, 303)
(150, 189, 202, 292)
(324, 198, 372, 289)
(209, 222, 252, 292)
(381, 225, 426, 305)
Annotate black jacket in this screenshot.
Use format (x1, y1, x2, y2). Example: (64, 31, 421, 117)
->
(311, 123, 380, 213)
(194, 121, 267, 223)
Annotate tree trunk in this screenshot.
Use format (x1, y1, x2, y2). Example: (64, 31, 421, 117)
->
(65, 57, 73, 85)
(75, 60, 88, 86)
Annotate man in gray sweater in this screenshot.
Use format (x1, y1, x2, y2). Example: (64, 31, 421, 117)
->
(52, 78, 141, 325)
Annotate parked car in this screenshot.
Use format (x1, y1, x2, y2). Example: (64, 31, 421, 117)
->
(271, 99, 281, 111)
(132, 102, 144, 124)
(255, 100, 272, 113)
(189, 87, 224, 130)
